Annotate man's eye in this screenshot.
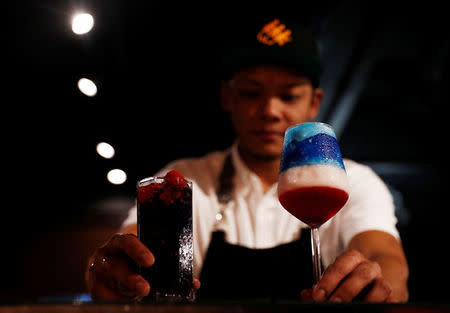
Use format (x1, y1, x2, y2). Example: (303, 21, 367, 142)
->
(281, 94, 302, 102)
(237, 89, 262, 99)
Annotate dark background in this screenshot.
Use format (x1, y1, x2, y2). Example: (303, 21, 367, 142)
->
(3, 0, 449, 303)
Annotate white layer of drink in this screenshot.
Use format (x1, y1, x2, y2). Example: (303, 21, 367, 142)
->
(277, 164, 349, 196)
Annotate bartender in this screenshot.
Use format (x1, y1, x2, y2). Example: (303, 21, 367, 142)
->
(85, 16, 409, 302)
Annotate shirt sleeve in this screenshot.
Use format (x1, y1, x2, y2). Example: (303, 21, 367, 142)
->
(338, 161, 400, 248)
(121, 204, 137, 228)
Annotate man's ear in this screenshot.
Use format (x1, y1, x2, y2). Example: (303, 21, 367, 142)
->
(220, 81, 232, 112)
(308, 87, 323, 120)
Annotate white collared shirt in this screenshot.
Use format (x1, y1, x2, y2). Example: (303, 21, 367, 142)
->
(123, 143, 399, 278)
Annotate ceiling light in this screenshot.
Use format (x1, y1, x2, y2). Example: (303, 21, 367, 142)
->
(107, 169, 127, 185)
(96, 142, 115, 159)
(77, 78, 97, 97)
(72, 13, 94, 35)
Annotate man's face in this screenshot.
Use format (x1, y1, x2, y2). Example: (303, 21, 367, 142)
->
(222, 65, 323, 160)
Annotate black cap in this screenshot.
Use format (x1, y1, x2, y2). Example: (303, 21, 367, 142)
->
(218, 17, 323, 87)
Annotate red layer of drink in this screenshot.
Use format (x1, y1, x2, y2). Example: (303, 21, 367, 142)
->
(279, 186, 349, 228)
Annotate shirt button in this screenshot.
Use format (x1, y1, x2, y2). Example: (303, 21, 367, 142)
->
(215, 213, 223, 221)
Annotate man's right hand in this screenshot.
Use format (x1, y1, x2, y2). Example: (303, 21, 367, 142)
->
(86, 233, 154, 301)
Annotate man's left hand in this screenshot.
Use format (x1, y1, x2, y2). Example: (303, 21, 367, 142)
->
(301, 249, 394, 302)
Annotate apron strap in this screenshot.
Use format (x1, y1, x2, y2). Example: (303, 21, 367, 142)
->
(217, 153, 234, 204)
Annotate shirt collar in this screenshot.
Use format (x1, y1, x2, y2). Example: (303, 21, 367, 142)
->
(230, 142, 278, 196)
(230, 142, 253, 189)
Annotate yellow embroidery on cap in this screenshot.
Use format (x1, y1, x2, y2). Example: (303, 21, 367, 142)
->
(257, 19, 292, 46)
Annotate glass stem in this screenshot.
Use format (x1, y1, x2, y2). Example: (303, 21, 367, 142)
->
(311, 227, 322, 286)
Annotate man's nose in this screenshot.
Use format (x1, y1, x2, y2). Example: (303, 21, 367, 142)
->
(261, 96, 283, 120)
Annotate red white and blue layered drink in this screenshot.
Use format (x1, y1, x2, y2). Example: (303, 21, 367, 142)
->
(278, 123, 349, 229)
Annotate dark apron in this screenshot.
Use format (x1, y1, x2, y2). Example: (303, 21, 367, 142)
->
(196, 154, 315, 301)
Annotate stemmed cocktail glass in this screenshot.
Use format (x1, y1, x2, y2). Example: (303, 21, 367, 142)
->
(278, 122, 349, 285)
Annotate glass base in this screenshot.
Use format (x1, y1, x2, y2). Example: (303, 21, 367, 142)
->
(139, 290, 195, 304)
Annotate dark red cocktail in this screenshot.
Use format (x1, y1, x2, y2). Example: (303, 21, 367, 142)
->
(279, 186, 349, 229)
(137, 170, 193, 302)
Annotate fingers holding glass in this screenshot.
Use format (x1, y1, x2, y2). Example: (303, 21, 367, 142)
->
(100, 233, 155, 268)
(311, 250, 392, 302)
(88, 250, 151, 300)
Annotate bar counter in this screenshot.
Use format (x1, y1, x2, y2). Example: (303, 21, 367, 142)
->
(1, 301, 449, 313)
